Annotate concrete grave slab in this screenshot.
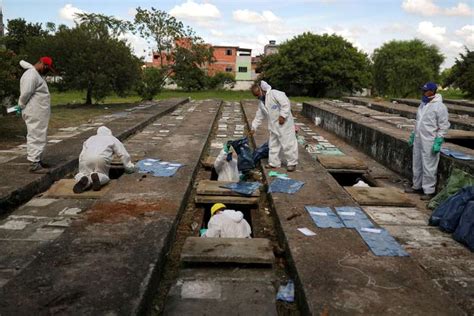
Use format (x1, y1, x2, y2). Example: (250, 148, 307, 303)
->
(364, 207, 428, 226)
(181, 237, 273, 265)
(196, 180, 260, 197)
(23, 198, 57, 208)
(0, 220, 30, 230)
(195, 195, 258, 205)
(43, 179, 113, 199)
(385, 225, 463, 249)
(317, 155, 367, 170)
(345, 187, 415, 206)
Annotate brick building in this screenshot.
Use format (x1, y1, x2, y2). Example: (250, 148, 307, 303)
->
(150, 40, 252, 82)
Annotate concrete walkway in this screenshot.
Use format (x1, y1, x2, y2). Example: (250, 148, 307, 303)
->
(0, 100, 220, 315)
(0, 98, 188, 213)
(242, 99, 466, 315)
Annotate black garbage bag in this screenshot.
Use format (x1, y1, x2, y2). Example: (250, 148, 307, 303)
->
(429, 186, 474, 231)
(228, 137, 255, 173)
(253, 142, 269, 164)
(453, 200, 474, 251)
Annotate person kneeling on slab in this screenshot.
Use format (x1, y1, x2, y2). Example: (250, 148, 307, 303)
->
(73, 126, 135, 193)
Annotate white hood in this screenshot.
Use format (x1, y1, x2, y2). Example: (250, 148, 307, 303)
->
(222, 209, 244, 223)
(97, 126, 113, 136)
(20, 60, 34, 70)
(430, 93, 443, 104)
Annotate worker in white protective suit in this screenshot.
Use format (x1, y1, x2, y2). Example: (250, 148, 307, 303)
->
(202, 203, 251, 238)
(214, 143, 239, 182)
(73, 126, 135, 193)
(18, 57, 55, 172)
(250, 81, 298, 172)
(405, 82, 450, 200)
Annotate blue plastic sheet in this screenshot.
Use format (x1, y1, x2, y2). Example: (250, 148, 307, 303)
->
(276, 280, 294, 302)
(268, 178, 305, 194)
(356, 228, 409, 257)
(335, 206, 374, 229)
(305, 206, 345, 228)
(221, 182, 261, 196)
(441, 148, 474, 161)
(136, 158, 183, 177)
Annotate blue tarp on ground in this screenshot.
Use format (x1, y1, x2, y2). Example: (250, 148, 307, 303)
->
(356, 228, 409, 257)
(221, 182, 261, 196)
(136, 158, 183, 177)
(335, 206, 374, 229)
(268, 178, 305, 194)
(305, 206, 345, 228)
(441, 148, 474, 161)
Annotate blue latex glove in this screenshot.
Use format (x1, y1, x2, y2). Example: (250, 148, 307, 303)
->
(432, 137, 443, 153)
(408, 132, 415, 147)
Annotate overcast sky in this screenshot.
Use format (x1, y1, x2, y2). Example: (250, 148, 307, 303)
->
(2, 0, 473, 68)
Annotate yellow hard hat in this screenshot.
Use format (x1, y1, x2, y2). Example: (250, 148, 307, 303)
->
(211, 203, 226, 216)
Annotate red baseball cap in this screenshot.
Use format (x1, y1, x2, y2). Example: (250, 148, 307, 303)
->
(40, 56, 56, 73)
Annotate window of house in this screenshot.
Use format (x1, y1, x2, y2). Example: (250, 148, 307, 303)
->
(226, 49, 232, 56)
(238, 67, 248, 73)
(225, 66, 233, 72)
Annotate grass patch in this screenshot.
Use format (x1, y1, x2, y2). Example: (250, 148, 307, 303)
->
(51, 89, 318, 105)
(439, 89, 471, 100)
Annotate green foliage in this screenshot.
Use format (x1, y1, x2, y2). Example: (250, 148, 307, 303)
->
(133, 7, 187, 68)
(171, 43, 214, 91)
(23, 16, 142, 104)
(0, 48, 24, 104)
(443, 48, 474, 98)
(372, 39, 444, 97)
(206, 72, 236, 90)
(3, 18, 48, 53)
(258, 32, 371, 97)
(136, 67, 166, 100)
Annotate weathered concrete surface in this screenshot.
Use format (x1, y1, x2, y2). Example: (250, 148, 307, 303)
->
(391, 97, 474, 115)
(180, 237, 273, 264)
(294, 110, 474, 314)
(0, 100, 220, 315)
(303, 100, 474, 190)
(444, 99, 474, 107)
(242, 99, 465, 315)
(0, 98, 189, 213)
(164, 268, 278, 315)
(344, 97, 474, 131)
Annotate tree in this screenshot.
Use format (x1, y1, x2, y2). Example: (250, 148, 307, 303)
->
(3, 18, 48, 53)
(444, 48, 474, 98)
(133, 7, 186, 68)
(258, 32, 371, 97)
(372, 39, 444, 97)
(24, 15, 142, 104)
(136, 67, 166, 100)
(171, 42, 214, 91)
(0, 48, 23, 106)
(207, 72, 236, 90)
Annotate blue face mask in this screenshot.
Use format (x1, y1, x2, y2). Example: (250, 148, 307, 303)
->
(421, 95, 432, 104)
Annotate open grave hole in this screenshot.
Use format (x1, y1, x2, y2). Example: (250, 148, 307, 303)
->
(329, 171, 376, 187)
(446, 138, 474, 150)
(200, 203, 255, 238)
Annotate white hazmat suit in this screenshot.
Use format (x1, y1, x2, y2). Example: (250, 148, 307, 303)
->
(214, 148, 239, 182)
(202, 209, 252, 238)
(75, 126, 134, 187)
(251, 82, 298, 167)
(412, 93, 450, 194)
(18, 60, 51, 163)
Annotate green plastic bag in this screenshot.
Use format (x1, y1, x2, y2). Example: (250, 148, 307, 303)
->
(428, 168, 474, 209)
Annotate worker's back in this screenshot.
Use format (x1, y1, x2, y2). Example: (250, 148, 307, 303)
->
(205, 209, 251, 238)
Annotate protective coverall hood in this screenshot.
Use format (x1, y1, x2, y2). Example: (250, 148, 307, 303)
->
(260, 80, 272, 91)
(20, 60, 34, 70)
(222, 209, 244, 223)
(97, 126, 113, 136)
